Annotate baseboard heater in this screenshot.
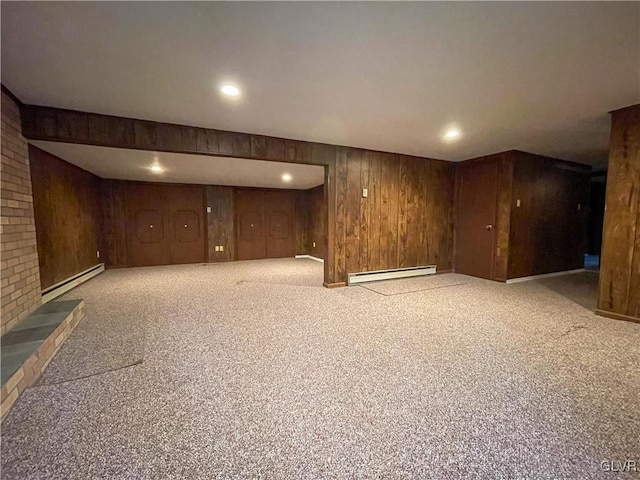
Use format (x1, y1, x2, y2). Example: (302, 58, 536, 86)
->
(41, 263, 105, 304)
(294, 255, 324, 263)
(348, 265, 436, 285)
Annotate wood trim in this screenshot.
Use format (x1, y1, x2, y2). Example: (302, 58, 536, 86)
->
(595, 309, 640, 324)
(323, 281, 346, 289)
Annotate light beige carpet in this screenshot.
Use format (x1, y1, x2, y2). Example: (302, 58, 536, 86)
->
(358, 273, 467, 296)
(2, 260, 638, 479)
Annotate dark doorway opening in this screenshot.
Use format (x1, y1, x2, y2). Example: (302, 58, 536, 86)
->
(585, 170, 607, 271)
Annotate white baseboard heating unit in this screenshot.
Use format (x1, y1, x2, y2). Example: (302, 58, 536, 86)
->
(347, 265, 436, 285)
(41, 263, 105, 303)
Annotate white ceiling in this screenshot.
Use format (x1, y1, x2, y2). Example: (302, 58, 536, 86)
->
(30, 141, 324, 190)
(2, 2, 639, 167)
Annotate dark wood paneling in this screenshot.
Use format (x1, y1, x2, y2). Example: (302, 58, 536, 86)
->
(21, 105, 330, 167)
(335, 149, 348, 281)
(494, 155, 513, 281)
(455, 159, 499, 280)
(455, 150, 588, 281)
(293, 185, 326, 260)
(345, 149, 361, 275)
(598, 104, 640, 321)
(29, 146, 103, 289)
(341, 149, 455, 275)
(308, 185, 326, 260)
(508, 152, 589, 279)
(101, 179, 128, 267)
(206, 186, 235, 262)
(21, 104, 457, 285)
(294, 190, 309, 255)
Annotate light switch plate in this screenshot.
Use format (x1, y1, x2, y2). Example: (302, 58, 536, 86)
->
(220, 246, 224, 252)
(362, 188, 368, 198)
(207, 206, 212, 213)
(214, 246, 220, 252)
(516, 199, 521, 207)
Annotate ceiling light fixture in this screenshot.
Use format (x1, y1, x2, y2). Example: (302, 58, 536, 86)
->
(221, 84, 241, 97)
(444, 128, 461, 140)
(282, 173, 292, 182)
(150, 164, 163, 173)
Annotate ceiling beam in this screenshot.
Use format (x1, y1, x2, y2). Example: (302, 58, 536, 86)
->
(20, 103, 335, 166)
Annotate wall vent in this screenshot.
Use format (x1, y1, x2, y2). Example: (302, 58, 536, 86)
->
(348, 265, 436, 285)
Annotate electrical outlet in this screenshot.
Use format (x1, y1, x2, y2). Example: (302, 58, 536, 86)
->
(207, 206, 212, 213)
(312, 241, 316, 248)
(516, 199, 521, 207)
(220, 246, 224, 252)
(362, 188, 368, 198)
(96, 250, 100, 258)
(215, 246, 220, 252)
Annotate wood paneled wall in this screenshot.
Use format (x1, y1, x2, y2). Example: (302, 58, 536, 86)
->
(508, 151, 590, 279)
(339, 150, 455, 276)
(29, 146, 103, 289)
(293, 185, 326, 260)
(20, 104, 456, 285)
(456, 150, 590, 281)
(307, 185, 326, 260)
(101, 179, 128, 268)
(294, 190, 310, 256)
(206, 186, 235, 262)
(597, 104, 640, 323)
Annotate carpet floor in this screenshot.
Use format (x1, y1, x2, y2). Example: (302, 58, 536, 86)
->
(359, 273, 467, 296)
(1, 259, 638, 479)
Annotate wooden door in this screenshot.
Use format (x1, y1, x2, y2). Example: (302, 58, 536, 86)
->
(127, 183, 171, 267)
(168, 185, 206, 265)
(456, 160, 499, 279)
(265, 190, 294, 258)
(236, 189, 266, 260)
(126, 183, 205, 267)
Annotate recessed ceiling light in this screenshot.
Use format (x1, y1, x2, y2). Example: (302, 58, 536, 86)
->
(444, 129, 461, 140)
(221, 84, 240, 97)
(282, 173, 292, 182)
(150, 164, 163, 173)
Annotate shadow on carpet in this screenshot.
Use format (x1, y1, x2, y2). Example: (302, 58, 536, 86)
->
(359, 274, 467, 296)
(534, 272, 599, 311)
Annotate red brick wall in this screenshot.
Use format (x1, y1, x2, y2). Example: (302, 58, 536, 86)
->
(1, 91, 42, 334)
